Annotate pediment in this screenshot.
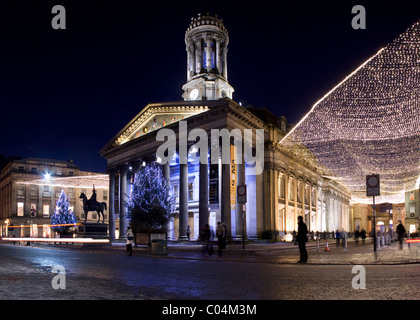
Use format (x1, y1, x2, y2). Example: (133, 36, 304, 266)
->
(99, 102, 210, 157)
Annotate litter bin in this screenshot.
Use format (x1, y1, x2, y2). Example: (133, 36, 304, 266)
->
(151, 239, 168, 255)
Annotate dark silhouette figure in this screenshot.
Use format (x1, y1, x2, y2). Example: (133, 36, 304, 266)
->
(296, 216, 308, 264)
(396, 221, 406, 248)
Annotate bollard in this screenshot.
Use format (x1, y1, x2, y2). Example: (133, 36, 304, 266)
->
(316, 236, 319, 252)
(380, 235, 384, 246)
(376, 236, 381, 249)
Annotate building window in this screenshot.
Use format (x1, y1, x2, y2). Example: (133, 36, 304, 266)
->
(278, 175, 285, 199)
(30, 185, 38, 197)
(43, 224, 51, 238)
(288, 179, 295, 201)
(188, 182, 194, 201)
(43, 185, 50, 196)
(30, 203, 37, 217)
(43, 204, 50, 218)
(17, 186, 24, 197)
(297, 182, 301, 203)
(17, 202, 24, 216)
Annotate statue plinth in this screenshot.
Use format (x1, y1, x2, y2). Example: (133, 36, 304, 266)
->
(77, 222, 109, 245)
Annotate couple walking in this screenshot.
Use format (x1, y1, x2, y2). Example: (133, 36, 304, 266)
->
(201, 222, 226, 257)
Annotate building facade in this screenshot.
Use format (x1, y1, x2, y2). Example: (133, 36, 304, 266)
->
(99, 13, 353, 242)
(0, 158, 108, 238)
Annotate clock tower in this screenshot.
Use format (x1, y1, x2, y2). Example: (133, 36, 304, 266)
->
(182, 13, 234, 101)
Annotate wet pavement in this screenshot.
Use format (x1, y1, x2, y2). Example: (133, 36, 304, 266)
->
(9, 238, 419, 265)
(1, 241, 419, 300)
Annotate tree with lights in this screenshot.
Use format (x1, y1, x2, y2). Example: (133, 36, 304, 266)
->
(126, 163, 175, 233)
(50, 189, 77, 235)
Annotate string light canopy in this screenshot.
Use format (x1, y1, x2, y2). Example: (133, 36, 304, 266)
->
(281, 20, 420, 204)
(16, 174, 109, 190)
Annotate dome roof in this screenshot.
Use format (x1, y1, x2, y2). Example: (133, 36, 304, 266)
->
(186, 13, 228, 33)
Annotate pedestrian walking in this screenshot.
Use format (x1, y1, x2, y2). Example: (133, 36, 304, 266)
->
(296, 216, 308, 264)
(396, 221, 406, 249)
(355, 229, 360, 245)
(200, 224, 212, 256)
(360, 229, 366, 244)
(186, 225, 191, 241)
(126, 227, 134, 256)
(216, 222, 225, 257)
(341, 229, 346, 247)
(335, 229, 341, 247)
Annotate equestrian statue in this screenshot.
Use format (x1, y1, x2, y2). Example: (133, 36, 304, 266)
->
(79, 185, 107, 223)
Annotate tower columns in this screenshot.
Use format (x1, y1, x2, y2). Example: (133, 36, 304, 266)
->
(183, 14, 234, 101)
(206, 37, 212, 72)
(195, 39, 202, 74)
(223, 47, 228, 79)
(216, 39, 222, 74)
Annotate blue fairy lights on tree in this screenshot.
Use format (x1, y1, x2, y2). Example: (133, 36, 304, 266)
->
(50, 189, 77, 234)
(126, 163, 175, 233)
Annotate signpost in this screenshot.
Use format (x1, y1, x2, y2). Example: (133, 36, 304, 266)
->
(237, 184, 247, 249)
(366, 174, 380, 252)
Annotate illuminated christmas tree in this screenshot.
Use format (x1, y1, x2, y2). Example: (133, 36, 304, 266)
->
(50, 189, 77, 234)
(126, 163, 175, 232)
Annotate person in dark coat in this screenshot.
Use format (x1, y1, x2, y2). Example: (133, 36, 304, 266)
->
(201, 224, 212, 255)
(360, 229, 366, 244)
(296, 216, 308, 263)
(396, 221, 406, 248)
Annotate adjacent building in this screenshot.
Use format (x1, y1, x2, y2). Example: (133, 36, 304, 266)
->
(0, 158, 108, 238)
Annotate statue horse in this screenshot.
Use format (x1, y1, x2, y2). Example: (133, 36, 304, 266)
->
(79, 192, 107, 223)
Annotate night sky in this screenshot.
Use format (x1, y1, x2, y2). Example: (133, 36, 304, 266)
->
(0, 0, 419, 173)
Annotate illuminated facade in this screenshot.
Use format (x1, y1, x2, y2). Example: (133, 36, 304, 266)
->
(0, 158, 108, 237)
(100, 13, 352, 242)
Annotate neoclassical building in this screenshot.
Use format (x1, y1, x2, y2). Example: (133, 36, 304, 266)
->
(0, 158, 108, 238)
(100, 13, 352, 241)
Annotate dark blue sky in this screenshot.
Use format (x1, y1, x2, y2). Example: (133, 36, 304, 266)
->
(0, 0, 419, 173)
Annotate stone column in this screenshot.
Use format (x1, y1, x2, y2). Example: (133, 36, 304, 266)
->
(199, 159, 209, 239)
(222, 47, 228, 79)
(221, 162, 231, 239)
(206, 38, 212, 72)
(108, 168, 116, 240)
(235, 151, 246, 240)
(216, 39, 221, 74)
(187, 48, 192, 81)
(119, 166, 128, 239)
(195, 39, 202, 73)
(178, 163, 189, 240)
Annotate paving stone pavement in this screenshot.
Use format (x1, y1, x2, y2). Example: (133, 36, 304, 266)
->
(8, 238, 419, 265)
